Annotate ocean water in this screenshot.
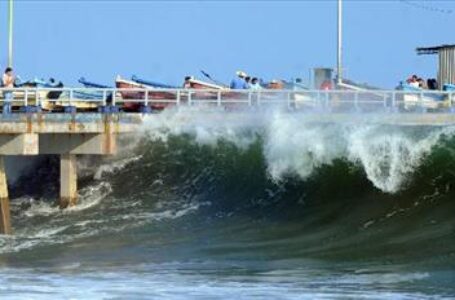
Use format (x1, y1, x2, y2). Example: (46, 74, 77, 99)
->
(1, 108, 455, 299)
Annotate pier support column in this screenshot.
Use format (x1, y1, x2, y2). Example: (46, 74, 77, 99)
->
(60, 154, 77, 209)
(0, 157, 11, 234)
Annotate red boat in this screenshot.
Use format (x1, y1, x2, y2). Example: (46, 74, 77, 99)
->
(183, 76, 248, 106)
(115, 76, 177, 111)
(184, 76, 225, 89)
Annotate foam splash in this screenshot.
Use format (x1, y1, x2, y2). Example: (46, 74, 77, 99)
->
(16, 181, 113, 218)
(347, 126, 449, 192)
(94, 155, 143, 180)
(266, 113, 455, 192)
(141, 108, 262, 149)
(264, 113, 345, 180)
(1, 186, 207, 254)
(140, 109, 455, 193)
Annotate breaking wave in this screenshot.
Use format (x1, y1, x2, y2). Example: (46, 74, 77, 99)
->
(3, 108, 455, 271)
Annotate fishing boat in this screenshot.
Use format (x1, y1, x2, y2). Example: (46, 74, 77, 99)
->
(7, 77, 101, 112)
(182, 76, 226, 101)
(78, 77, 111, 89)
(12, 78, 63, 110)
(184, 76, 224, 90)
(40, 77, 105, 112)
(78, 77, 113, 103)
(115, 75, 178, 111)
(131, 75, 178, 89)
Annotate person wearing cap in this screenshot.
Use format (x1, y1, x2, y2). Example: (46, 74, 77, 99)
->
(230, 71, 249, 89)
(2, 67, 15, 115)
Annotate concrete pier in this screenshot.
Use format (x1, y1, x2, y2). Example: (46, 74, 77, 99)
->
(60, 154, 78, 208)
(0, 157, 11, 235)
(0, 113, 142, 234)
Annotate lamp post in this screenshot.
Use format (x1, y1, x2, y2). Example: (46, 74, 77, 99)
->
(337, 0, 342, 85)
(8, 0, 14, 68)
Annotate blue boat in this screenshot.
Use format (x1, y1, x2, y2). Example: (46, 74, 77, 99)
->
(78, 77, 112, 89)
(15, 78, 64, 101)
(16, 77, 62, 88)
(131, 75, 178, 89)
(77, 77, 111, 100)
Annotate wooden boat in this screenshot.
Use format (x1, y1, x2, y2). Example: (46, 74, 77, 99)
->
(78, 77, 113, 105)
(183, 76, 225, 101)
(1, 78, 100, 112)
(115, 76, 177, 111)
(78, 77, 111, 89)
(40, 78, 103, 111)
(8, 78, 62, 110)
(131, 75, 178, 89)
(184, 76, 224, 90)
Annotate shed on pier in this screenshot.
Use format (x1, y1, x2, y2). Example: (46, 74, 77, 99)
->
(417, 44, 455, 88)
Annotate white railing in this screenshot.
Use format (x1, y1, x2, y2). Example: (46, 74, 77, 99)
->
(0, 87, 454, 113)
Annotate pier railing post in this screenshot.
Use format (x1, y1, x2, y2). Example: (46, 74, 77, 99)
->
(112, 89, 116, 107)
(60, 154, 78, 209)
(0, 157, 11, 234)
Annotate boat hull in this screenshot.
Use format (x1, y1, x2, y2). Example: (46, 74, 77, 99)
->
(116, 79, 176, 111)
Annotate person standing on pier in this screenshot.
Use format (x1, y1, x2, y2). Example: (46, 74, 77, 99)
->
(230, 71, 249, 89)
(250, 77, 262, 90)
(2, 67, 15, 115)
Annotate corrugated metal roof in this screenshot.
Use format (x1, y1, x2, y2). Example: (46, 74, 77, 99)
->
(417, 44, 455, 55)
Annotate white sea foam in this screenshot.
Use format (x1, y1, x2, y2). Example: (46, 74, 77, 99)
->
(94, 155, 142, 180)
(141, 108, 455, 193)
(18, 182, 113, 218)
(0, 189, 206, 254)
(141, 108, 262, 149)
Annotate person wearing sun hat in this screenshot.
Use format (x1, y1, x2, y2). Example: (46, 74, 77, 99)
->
(230, 70, 249, 89)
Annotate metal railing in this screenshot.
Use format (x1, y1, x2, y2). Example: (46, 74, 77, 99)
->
(0, 87, 454, 113)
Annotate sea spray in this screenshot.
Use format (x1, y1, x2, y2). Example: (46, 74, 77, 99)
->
(140, 108, 455, 193)
(346, 126, 454, 192)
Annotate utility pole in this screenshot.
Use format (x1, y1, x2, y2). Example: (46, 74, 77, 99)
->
(337, 0, 342, 85)
(8, 0, 14, 67)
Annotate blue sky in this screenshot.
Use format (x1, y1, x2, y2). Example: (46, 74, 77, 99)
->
(0, 0, 453, 88)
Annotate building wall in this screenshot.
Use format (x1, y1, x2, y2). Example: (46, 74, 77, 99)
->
(438, 48, 455, 87)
